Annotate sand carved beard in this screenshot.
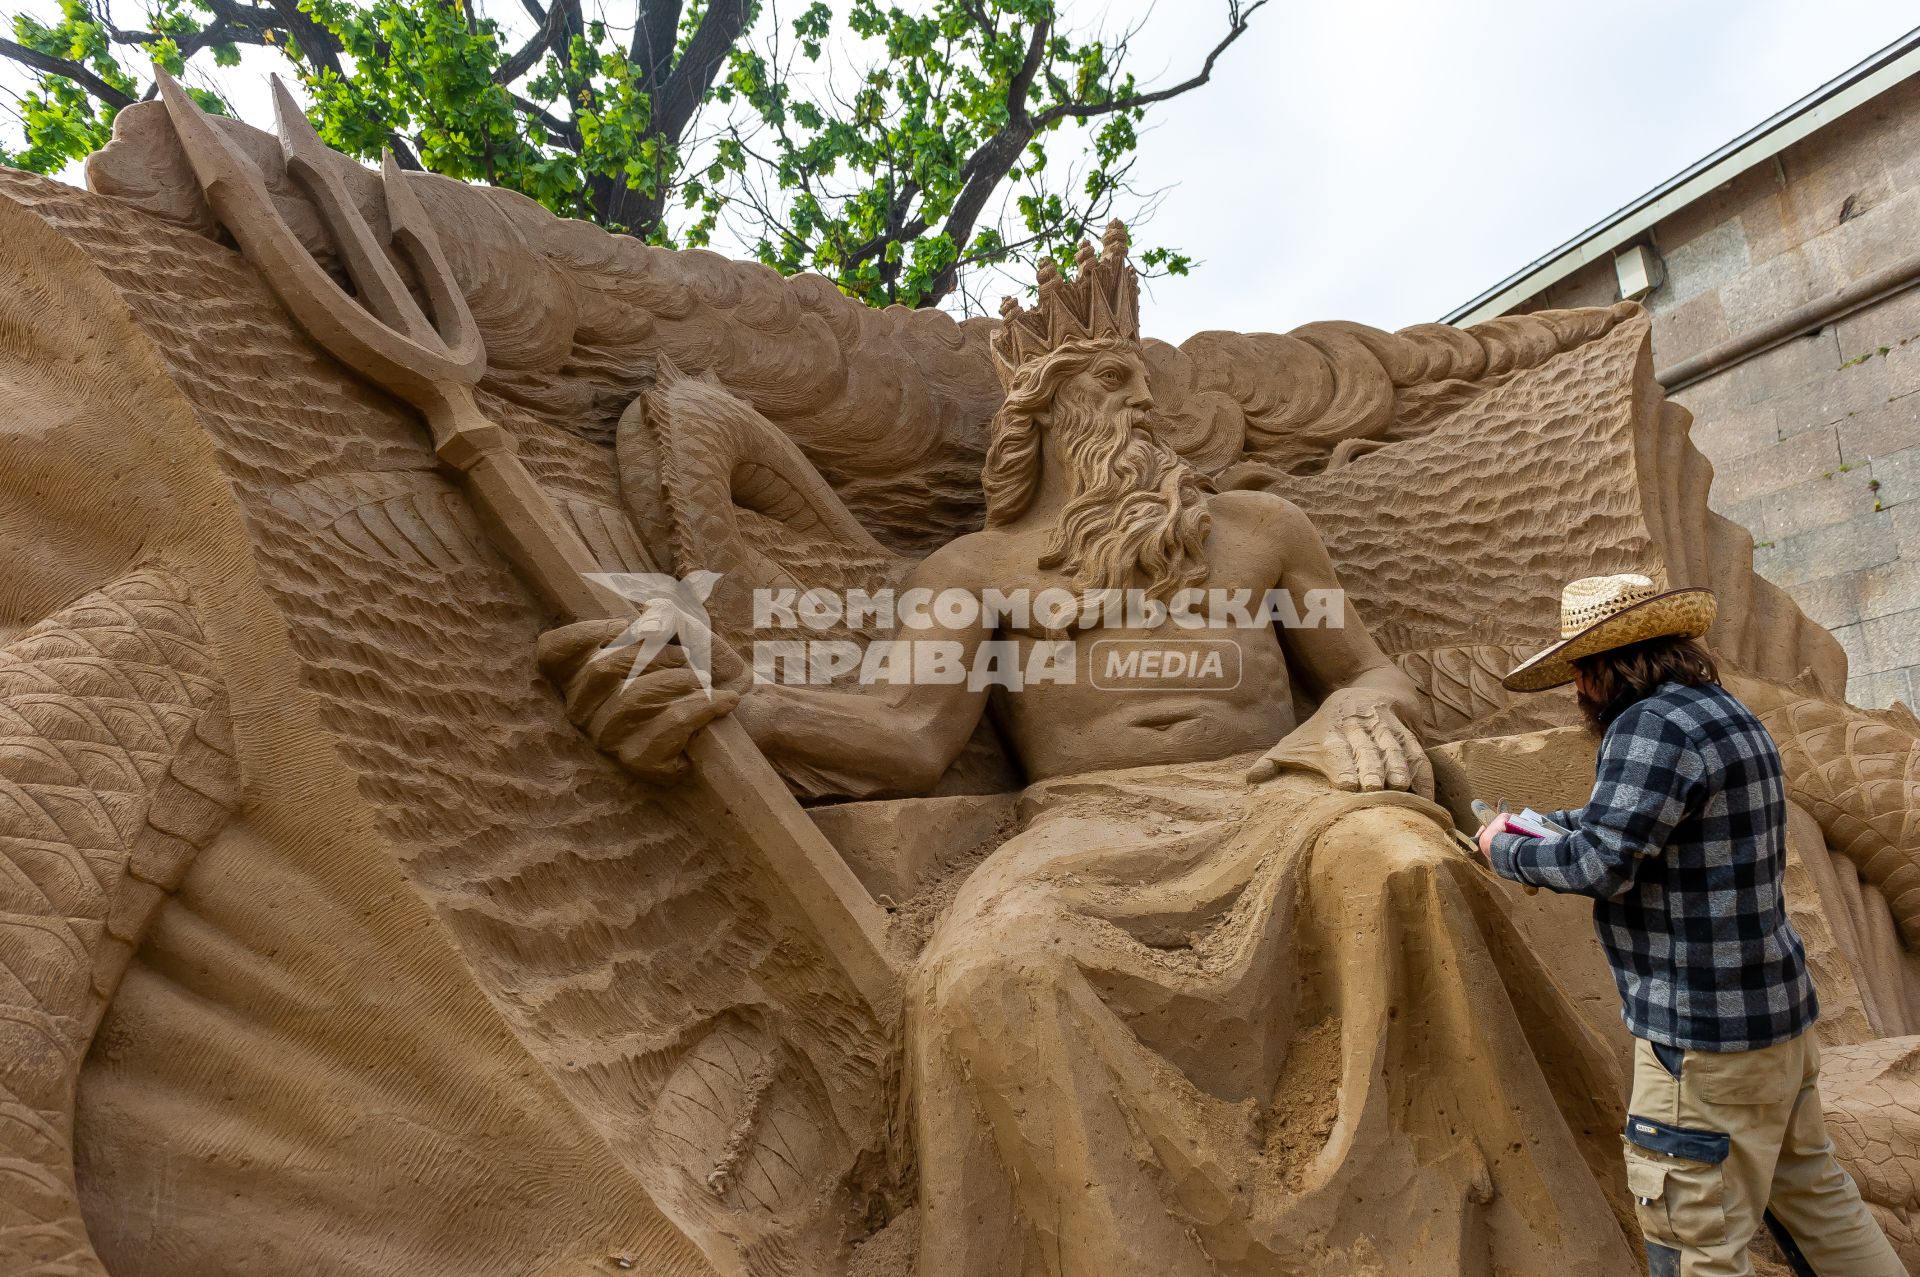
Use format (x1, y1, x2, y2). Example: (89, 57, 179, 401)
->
(985, 341, 1214, 607)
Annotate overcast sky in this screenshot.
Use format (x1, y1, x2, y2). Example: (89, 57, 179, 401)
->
(7, 2, 1916, 341)
(1110, 0, 1918, 339)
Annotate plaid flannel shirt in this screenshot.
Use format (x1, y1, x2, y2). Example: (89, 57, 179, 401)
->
(1490, 680, 1816, 1052)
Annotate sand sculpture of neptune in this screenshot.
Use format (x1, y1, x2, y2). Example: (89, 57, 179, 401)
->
(0, 86, 1917, 1277)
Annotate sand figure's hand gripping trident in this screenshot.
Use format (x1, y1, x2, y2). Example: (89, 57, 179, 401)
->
(154, 70, 898, 1012)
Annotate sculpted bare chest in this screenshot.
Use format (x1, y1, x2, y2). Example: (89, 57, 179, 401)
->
(964, 543, 1299, 780)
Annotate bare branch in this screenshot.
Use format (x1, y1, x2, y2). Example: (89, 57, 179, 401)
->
(1006, 16, 1050, 122)
(1032, 0, 1267, 128)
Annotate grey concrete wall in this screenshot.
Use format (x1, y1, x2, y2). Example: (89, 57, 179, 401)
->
(1515, 76, 1920, 709)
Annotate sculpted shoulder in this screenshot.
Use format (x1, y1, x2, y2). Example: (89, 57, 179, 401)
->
(1206, 487, 1324, 554)
(911, 525, 1022, 591)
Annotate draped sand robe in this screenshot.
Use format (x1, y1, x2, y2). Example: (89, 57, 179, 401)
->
(910, 759, 1646, 1276)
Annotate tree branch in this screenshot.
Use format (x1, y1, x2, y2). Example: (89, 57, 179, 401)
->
(652, 0, 753, 144)
(836, 17, 1048, 276)
(260, 0, 348, 79)
(629, 0, 684, 89)
(388, 134, 423, 170)
(1032, 0, 1267, 129)
(497, 0, 566, 84)
(960, 0, 997, 41)
(917, 1, 1266, 306)
(496, 30, 549, 83)
(1006, 16, 1050, 123)
(511, 90, 577, 147)
(601, 0, 753, 234)
(0, 36, 135, 110)
(110, 0, 280, 47)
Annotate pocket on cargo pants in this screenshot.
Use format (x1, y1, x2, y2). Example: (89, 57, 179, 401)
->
(1623, 1116, 1732, 1249)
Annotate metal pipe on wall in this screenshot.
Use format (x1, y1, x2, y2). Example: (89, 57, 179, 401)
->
(1657, 251, 1920, 393)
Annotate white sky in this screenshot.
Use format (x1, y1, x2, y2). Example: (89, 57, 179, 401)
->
(1111, 0, 1918, 339)
(6, 1, 1917, 341)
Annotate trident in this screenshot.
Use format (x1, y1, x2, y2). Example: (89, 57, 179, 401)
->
(154, 69, 898, 1011)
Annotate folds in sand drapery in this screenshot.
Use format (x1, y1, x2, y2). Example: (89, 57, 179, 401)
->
(910, 762, 1643, 1276)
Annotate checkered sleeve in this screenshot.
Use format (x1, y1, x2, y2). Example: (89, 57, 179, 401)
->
(1490, 706, 1707, 899)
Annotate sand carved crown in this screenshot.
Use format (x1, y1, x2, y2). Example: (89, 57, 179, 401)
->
(991, 219, 1142, 385)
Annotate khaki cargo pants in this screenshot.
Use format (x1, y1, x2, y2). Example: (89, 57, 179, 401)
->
(1624, 1030, 1906, 1276)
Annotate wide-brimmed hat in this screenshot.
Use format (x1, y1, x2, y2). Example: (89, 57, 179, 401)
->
(1503, 572, 1717, 692)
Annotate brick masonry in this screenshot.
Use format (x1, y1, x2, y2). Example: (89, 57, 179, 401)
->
(1514, 76, 1920, 709)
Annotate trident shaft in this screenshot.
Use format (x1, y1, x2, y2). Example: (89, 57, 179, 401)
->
(154, 69, 898, 1011)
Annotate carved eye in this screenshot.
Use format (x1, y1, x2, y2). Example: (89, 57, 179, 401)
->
(1096, 366, 1124, 388)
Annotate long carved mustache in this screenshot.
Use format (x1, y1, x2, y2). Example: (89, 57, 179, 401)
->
(1040, 399, 1213, 604)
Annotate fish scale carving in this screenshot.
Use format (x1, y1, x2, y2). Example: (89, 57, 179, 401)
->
(1816, 1036, 1920, 1246)
(1757, 697, 1920, 946)
(0, 569, 237, 1277)
(1393, 644, 1546, 742)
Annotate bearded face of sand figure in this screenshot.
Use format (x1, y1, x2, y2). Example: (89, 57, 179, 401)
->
(982, 337, 1213, 603)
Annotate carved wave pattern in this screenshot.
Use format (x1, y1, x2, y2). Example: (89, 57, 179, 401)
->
(1283, 319, 1658, 661)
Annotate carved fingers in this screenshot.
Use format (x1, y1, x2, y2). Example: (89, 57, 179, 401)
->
(537, 615, 740, 783)
(1336, 717, 1378, 790)
(1244, 752, 1284, 785)
(1328, 698, 1435, 800)
(612, 681, 741, 782)
(1244, 694, 1434, 800)
(1379, 713, 1435, 799)
(536, 616, 642, 686)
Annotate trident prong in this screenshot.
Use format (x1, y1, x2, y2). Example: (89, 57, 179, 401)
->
(268, 76, 435, 346)
(155, 66, 485, 409)
(380, 150, 484, 371)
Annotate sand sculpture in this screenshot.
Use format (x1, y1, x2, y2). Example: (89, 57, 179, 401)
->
(0, 74, 1917, 1277)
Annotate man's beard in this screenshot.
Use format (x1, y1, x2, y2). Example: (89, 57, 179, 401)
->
(1040, 397, 1213, 603)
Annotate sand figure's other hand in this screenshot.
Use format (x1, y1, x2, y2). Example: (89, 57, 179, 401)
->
(1246, 687, 1434, 799)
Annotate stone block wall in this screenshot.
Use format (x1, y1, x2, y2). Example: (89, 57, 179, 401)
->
(1514, 75, 1920, 708)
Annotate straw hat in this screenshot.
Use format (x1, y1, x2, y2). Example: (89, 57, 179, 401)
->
(1503, 572, 1717, 692)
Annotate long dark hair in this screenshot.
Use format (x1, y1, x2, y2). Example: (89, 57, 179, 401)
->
(1572, 635, 1719, 731)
